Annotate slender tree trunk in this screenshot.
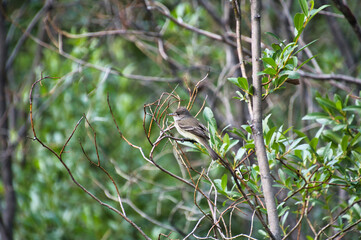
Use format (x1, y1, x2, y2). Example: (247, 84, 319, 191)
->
(0, 2, 15, 240)
(250, 0, 281, 239)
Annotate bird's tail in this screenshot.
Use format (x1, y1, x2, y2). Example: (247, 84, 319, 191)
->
(198, 138, 219, 160)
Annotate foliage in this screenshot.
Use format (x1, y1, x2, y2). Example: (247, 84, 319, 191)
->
(224, 93, 361, 238)
(2, 0, 361, 239)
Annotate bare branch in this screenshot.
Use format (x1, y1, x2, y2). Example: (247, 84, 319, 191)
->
(332, 0, 361, 43)
(29, 77, 152, 240)
(299, 70, 361, 85)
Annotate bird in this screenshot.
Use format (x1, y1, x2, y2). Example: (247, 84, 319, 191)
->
(169, 107, 219, 160)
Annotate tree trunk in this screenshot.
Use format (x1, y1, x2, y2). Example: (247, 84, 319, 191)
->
(250, 0, 281, 239)
(0, 2, 15, 240)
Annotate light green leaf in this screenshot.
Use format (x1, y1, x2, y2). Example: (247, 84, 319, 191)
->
(238, 77, 249, 91)
(262, 57, 278, 69)
(294, 39, 318, 55)
(294, 13, 305, 31)
(298, 0, 309, 16)
(221, 174, 228, 191)
(309, 5, 330, 22)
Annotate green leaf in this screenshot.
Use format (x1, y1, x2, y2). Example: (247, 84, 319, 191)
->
(309, 5, 330, 22)
(231, 128, 247, 140)
(247, 181, 259, 193)
(203, 107, 217, 136)
(343, 106, 361, 112)
(223, 133, 230, 147)
(310, 0, 314, 10)
(297, 55, 318, 69)
(309, 137, 318, 150)
(289, 137, 306, 151)
(242, 124, 252, 134)
(323, 130, 341, 144)
(287, 56, 298, 69)
(249, 85, 254, 95)
(235, 148, 246, 161)
(350, 132, 361, 146)
(272, 43, 282, 51)
(213, 179, 229, 196)
(280, 43, 298, 60)
(234, 91, 245, 101)
(278, 169, 286, 184)
(322, 142, 333, 161)
(262, 57, 278, 69)
(228, 77, 249, 92)
(262, 67, 278, 75)
(294, 39, 318, 55)
(294, 13, 305, 31)
(278, 206, 290, 217)
(315, 124, 325, 139)
(265, 126, 277, 145)
(265, 32, 282, 43)
(280, 70, 300, 79)
(221, 174, 228, 191)
(332, 124, 346, 132)
(302, 112, 330, 121)
(228, 77, 241, 88)
(298, 0, 309, 16)
(341, 135, 350, 152)
(238, 77, 249, 91)
(227, 139, 239, 152)
(335, 101, 344, 112)
(316, 97, 338, 111)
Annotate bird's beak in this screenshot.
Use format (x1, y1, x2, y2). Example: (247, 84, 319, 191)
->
(168, 112, 176, 116)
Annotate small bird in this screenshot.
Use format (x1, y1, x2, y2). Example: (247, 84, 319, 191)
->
(169, 107, 219, 160)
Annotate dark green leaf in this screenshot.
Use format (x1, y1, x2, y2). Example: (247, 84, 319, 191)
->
(309, 137, 318, 150)
(350, 133, 361, 146)
(265, 32, 282, 42)
(272, 43, 282, 51)
(341, 135, 350, 152)
(316, 97, 338, 111)
(231, 128, 247, 140)
(265, 127, 277, 145)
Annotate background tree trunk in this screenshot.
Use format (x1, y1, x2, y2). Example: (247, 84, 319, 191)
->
(0, 2, 16, 240)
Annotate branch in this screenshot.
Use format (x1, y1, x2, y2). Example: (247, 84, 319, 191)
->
(29, 77, 152, 240)
(151, 3, 236, 48)
(299, 70, 361, 85)
(332, 0, 361, 43)
(5, 0, 53, 70)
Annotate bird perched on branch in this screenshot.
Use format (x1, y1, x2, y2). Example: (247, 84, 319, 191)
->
(169, 107, 219, 160)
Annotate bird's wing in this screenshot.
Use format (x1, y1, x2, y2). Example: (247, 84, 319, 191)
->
(177, 118, 210, 140)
